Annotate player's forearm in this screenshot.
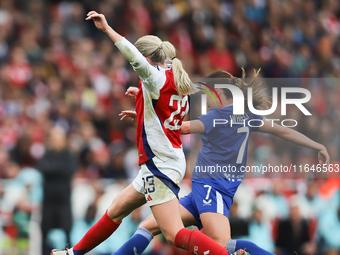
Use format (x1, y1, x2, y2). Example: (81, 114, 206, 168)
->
(104, 26, 122, 43)
(276, 127, 324, 151)
(180, 121, 190, 134)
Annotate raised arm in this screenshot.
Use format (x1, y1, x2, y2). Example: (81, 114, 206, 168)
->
(86, 11, 163, 92)
(258, 117, 330, 165)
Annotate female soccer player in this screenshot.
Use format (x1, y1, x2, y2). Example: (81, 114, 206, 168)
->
(52, 11, 234, 255)
(117, 70, 330, 255)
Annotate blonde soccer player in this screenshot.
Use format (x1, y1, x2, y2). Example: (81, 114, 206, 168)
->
(51, 11, 234, 255)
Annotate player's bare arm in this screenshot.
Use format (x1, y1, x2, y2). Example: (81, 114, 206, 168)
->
(180, 120, 205, 135)
(258, 117, 330, 165)
(119, 113, 205, 135)
(87, 11, 163, 90)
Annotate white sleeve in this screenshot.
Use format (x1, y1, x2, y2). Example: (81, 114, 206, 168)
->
(115, 37, 166, 94)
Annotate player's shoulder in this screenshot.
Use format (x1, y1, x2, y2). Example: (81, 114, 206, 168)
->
(154, 65, 165, 71)
(154, 65, 172, 74)
(148, 65, 168, 79)
(206, 107, 223, 117)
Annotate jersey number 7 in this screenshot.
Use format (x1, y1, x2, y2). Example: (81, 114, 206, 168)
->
(236, 127, 249, 164)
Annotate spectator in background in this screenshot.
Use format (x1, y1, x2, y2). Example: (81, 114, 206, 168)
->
(0, 160, 42, 254)
(318, 206, 340, 255)
(270, 180, 289, 219)
(247, 207, 275, 254)
(228, 202, 249, 239)
(36, 126, 78, 255)
(275, 202, 316, 255)
(0, 146, 10, 178)
(207, 26, 237, 75)
(10, 132, 34, 167)
(4, 47, 33, 89)
(0, 0, 339, 254)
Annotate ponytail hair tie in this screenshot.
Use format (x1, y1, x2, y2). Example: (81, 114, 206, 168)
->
(172, 56, 176, 60)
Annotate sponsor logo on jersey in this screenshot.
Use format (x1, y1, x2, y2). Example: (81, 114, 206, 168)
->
(203, 199, 212, 206)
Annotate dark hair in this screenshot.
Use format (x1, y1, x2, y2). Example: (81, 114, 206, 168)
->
(203, 69, 269, 111)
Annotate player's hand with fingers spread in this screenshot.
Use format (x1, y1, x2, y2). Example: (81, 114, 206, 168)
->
(86, 11, 109, 32)
(119, 110, 137, 122)
(125, 87, 139, 98)
(318, 146, 330, 165)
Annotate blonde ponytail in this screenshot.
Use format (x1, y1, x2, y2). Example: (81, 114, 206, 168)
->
(171, 58, 192, 95)
(134, 36, 193, 95)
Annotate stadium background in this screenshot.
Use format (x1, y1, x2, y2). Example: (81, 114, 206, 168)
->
(0, 0, 340, 254)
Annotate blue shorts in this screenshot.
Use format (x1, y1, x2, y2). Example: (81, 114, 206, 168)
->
(179, 181, 233, 229)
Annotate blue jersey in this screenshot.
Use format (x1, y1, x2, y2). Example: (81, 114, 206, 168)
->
(191, 104, 263, 197)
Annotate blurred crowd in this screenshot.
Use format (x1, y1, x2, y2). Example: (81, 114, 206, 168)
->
(0, 0, 340, 254)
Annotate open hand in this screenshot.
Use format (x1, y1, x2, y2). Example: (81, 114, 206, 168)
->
(318, 146, 330, 165)
(119, 110, 137, 122)
(86, 11, 109, 32)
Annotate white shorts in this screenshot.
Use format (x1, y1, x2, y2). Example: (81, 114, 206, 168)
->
(133, 156, 186, 206)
